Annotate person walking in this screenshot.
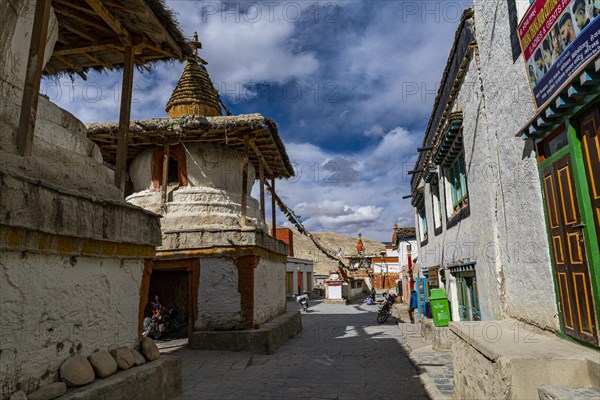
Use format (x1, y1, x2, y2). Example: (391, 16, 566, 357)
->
(409, 290, 418, 324)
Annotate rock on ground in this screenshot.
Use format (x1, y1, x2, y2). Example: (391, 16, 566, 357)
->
(132, 349, 146, 366)
(110, 347, 135, 370)
(89, 350, 118, 378)
(9, 391, 27, 400)
(28, 382, 67, 400)
(141, 337, 160, 361)
(60, 354, 95, 387)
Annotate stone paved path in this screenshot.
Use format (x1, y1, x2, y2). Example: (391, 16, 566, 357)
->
(169, 300, 427, 400)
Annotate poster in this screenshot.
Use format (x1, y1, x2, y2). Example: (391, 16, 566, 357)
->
(518, 0, 600, 109)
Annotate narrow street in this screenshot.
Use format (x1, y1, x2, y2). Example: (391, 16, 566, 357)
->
(169, 301, 427, 400)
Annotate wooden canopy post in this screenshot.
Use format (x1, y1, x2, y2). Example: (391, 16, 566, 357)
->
(16, 0, 52, 156)
(114, 46, 135, 196)
(161, 142, 170, 204)
(259, 160, 265, 221)
(241, 136, 249, 227)
(271, 177, 276, 237)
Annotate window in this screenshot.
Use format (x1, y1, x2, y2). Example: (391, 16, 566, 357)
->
(447, 152, 469, 215)
(431, 182, 442, 233)
(417, 205, 428, 244)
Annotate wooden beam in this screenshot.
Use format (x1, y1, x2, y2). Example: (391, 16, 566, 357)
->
(114, 46, 135, 196)
(60, 19, 96, 42)
(54, 0, 97, 16)
(53, 5, 113, 33)
(250, 141, 274, 176)
(82, 52, 111, 69)
(143, 43, 177, 59)
(271, 178, 276, 237)
(259, 160, 265, 221)
(53, 44, 115, 56)
(16, 0, 52, 156)
(84, 0, 131, 45)
(241, 136, 249, 227)
(161, 142, 169, 204)
(54, 55, 87, 80)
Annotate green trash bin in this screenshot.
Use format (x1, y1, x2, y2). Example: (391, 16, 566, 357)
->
(429, 288, 451, 327)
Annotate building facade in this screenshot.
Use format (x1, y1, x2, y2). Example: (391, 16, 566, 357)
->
(408, 2, 599, 397)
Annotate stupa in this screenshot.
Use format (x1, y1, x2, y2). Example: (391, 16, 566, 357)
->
(87, 33, 297, 350)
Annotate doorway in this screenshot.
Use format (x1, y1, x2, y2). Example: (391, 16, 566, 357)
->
(537, 107, 600, 346)
(140, 258, 200, 339)
(456, 273, 480, 321)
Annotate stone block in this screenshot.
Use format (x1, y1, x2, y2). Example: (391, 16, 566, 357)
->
(88, 350, 117, 378)
(538, 385, 600, 400)
(28, 382, 66, 400)
(109, 347, 134, 370)
(141, 337, 160, 361)
(131, 350, 146, 366)
(190, 310, 302, 354)
(60, 356, 182, 400)
(9, 391, 27, 400)
(60, 355, 95, 387)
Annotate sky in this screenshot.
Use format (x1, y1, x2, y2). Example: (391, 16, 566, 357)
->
(43, 0, 473, 242)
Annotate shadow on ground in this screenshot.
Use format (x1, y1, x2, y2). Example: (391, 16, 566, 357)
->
(170, 300, 428, 400)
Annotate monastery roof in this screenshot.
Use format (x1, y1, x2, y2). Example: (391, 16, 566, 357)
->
(86, 113, 295, 179)
(45, 0, 193, 77)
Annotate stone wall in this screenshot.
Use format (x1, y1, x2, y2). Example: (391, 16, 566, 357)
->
(472, 0, 559, 331)
(451, 333, 510, 400)
(196, 258, 243, 330)
(253, 258, 286, 326)
(0, 253, 144, 398)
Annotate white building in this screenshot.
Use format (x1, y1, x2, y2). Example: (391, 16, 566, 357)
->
(408, 2, 600, 398)
(286, 258, 315, 296)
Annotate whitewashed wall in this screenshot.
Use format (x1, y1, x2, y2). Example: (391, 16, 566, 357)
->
(0, 252, 142, 397)
(472, 0, 558, 330)
(417, 54, 503, 321)
(196, 258, 242, 330)
(254, 258, 286, 326)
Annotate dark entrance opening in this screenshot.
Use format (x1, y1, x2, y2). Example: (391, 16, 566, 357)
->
(146, 270, 189, 339)
(167, 157, 179, 184)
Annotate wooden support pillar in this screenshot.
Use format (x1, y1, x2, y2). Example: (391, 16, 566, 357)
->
(259, 160, 265, 221)
(16, 0, 52, 156)
(271, 177, 276, 237)
(241, 136, 249, 227)
(114, 46, 135, 196)
(161, 142, 169, 204)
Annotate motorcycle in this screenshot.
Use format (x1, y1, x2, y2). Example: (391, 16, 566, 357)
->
(143, 297, 180, 338)
(294, 291, 310, 312)
(376, 291, 397, 323)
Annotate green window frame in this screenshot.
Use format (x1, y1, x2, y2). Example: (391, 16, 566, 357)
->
(449, 152, 468, 209)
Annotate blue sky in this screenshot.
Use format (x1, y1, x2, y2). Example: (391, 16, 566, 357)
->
(44, 0, 472, 241)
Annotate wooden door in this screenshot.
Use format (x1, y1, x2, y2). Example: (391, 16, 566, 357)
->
(542, 155, 598, 345)
(468, 277, 481, 321)
(285, 272, 293, 296)
(579, 106, 600, 249)
(457, 276, 469, 321)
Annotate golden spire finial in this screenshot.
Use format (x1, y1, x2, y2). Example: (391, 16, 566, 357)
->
(191, 31, 202, 58)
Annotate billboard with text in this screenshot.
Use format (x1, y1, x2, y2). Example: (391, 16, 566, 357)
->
(518, 0, 600, 109)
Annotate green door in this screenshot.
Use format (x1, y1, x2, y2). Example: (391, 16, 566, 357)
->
(538, 122, 599, 346)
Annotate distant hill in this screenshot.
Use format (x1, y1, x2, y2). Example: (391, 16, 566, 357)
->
(288, 229, 386, 276)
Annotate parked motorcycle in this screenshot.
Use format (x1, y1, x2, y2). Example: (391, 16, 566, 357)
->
(376, 291, 397, 323)
(294, 291, 310, 312)
(143, 297, 179, 338)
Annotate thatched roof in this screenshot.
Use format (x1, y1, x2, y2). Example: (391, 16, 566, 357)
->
(165, 60, 221, 118)
(46, 0, 193, 77)
(393, 226, 416, 245)
(86, 114, 295, 179)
